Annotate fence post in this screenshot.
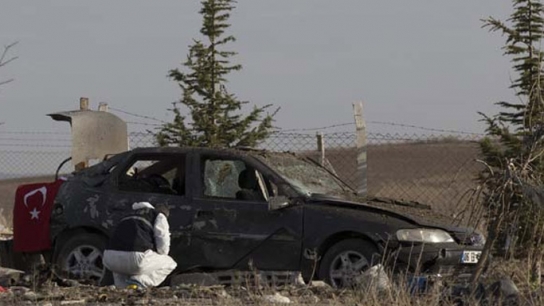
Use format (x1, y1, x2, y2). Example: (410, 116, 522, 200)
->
(353, 102, 367, 197)
(316, 132, 325, 166)
(75, 97, 90, 171)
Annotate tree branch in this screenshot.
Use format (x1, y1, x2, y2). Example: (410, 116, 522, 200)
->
(0, 41, 18, 87)
(0, 42, 18, 68)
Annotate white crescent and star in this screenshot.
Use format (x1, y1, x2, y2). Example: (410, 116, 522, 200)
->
(23, 186, 47, 221)
(30, 208, 40, 220)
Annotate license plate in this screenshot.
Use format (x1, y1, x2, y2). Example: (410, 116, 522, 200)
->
(461, 250, 481, 264)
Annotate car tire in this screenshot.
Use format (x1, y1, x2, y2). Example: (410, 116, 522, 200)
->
(318, 238, 380, 288)
(55, 233, 112, 286)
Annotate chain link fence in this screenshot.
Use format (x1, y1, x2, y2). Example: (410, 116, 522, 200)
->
(261, 131, 484, 218)
(0, 129, 485, 219)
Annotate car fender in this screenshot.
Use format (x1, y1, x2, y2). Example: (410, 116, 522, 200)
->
(299, 202, 413, 281)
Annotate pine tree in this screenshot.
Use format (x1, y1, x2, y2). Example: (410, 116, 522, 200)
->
(481, 0, 544, 178)
(482, 0, 544, 129)
(156, 0, 278, 147)
(480, 0, 544, 255)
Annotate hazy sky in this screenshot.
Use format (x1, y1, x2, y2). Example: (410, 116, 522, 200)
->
(0, 1, 515, 135)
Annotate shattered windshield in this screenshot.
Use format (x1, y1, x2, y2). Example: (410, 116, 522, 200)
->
(259, 152, 348, 196)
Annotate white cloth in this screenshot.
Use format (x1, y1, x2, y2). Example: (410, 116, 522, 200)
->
(103, 249, 177, 288)
(154, 213, 170, 255)
(103, 201, 177, 288)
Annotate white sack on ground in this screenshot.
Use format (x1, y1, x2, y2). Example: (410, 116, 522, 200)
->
(355, 264, 391, 291)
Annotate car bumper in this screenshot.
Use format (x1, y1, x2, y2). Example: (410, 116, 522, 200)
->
(394, 243, 483, 276)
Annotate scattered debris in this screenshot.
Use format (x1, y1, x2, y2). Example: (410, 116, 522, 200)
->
(60, 299, 86, 305)
(9, 286, 30, 295)
(443, 281, 488, 306)
(407, 275, 429, 295)
(171, 270, 299, 288)
(488, 278, 519, 305)
(0, 267, 24, 287)
(22, 290, 39, 301)
(0, 228, 12, 241)
(262, 292, 291, 304)
(294, 272, 305, 286)
(308, 281, 330, 288)
(172, 273, 219, 287)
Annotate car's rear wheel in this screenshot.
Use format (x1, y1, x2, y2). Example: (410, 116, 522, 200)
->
(55, 233, 112, 286)
(318, 238, 379, 288)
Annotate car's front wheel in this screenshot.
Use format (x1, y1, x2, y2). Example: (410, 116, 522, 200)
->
(318, 238, 379, 288)
(55, 233, 112, 285)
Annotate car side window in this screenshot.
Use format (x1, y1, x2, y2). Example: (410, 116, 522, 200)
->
(202, 157, 267, 202)
(118, 154, 186, 196)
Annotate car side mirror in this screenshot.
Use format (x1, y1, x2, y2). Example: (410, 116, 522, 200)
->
(268, 196, 290, 210)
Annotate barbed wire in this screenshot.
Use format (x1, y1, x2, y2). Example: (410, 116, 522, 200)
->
(269, 132, 317, 137)
(0, 131, 70, 135)
(0, 138, 70, 142)
(0, 132, 483, 143)
(0, 120, 485, 146)
(0, 143, 71, 148)
(127, 121, 163, 127)
(0, 150, 69, 154)
(129, 131, 155, 135)
(367, 121, 485, 136)
(278, 121, 484, 136)
(108, 107, 488, 137)
(278, 123, 354, 132)
(109, 107, 166, 123)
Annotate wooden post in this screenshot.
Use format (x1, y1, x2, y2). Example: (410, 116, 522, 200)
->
(77, 97, 89, 170)
(316, 132, 325, 166)
(353, 102, 367, 197)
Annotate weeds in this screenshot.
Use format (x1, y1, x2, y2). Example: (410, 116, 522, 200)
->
(0, 255, 541, 305)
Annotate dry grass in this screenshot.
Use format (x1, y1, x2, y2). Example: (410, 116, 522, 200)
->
(0, 265, 535, 305)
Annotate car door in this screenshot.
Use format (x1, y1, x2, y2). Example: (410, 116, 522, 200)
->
(105, 151, 194, 270)
(186, 152, 303, 272)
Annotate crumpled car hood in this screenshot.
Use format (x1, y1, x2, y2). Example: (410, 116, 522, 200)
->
(309, 193, 467, 231)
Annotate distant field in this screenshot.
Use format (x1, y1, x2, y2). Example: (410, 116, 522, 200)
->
(324, 141, 483, 219)
(0, 141, 482, 228)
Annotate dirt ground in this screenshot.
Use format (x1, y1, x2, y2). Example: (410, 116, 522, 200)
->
(0, 283, 337, 306)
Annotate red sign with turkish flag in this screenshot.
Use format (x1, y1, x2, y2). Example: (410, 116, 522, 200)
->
(13, 179, 65, 252)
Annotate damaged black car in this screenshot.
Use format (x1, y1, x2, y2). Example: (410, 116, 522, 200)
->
(14, 147, 485, 288)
